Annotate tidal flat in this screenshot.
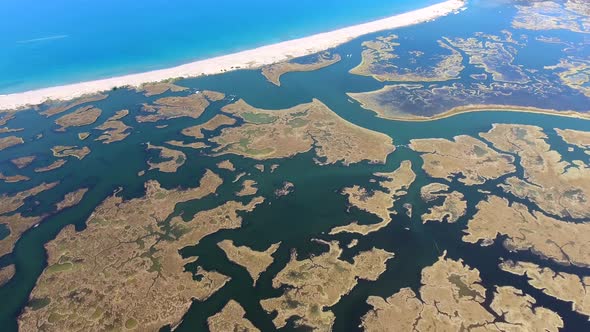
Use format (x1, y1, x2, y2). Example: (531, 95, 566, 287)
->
(1, 1, 590, 331)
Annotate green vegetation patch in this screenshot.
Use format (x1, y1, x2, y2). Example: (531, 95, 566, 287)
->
(168, 223, 189, 240)
(472, 145, 488, 157)
(287, 118, 309, 128)
(28, 297, 51, 311)
(48, 312, 65, 323)
(241, 112, 277, 124)
(46, 262, 74, 273)
(89, 217, 107, 226)
(239, 138, 251, 148)
(125, 318, 138, 329)
(448, 274, 480, 299)
(90, 308, 105, 320)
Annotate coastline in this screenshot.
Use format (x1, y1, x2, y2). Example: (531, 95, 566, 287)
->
(0, 0, 464, 111)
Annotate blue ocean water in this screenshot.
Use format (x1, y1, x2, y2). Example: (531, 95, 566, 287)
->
(0, 0, 442, 94)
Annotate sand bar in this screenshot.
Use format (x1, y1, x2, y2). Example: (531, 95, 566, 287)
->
(0, 0, 464, 111)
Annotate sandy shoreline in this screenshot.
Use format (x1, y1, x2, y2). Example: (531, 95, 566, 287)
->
(0, 0, 464, 111)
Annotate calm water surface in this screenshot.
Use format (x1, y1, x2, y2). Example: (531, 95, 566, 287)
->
(0, 0, 441, 93)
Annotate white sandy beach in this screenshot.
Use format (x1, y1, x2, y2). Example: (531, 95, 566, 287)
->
(0, 0, 464, 111)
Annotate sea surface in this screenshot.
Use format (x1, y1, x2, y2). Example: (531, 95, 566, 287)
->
(0, 0, 441, 94)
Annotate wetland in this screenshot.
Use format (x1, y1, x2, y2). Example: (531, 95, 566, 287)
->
(1, 1, 590, 331)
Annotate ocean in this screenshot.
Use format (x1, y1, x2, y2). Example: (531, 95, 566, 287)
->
(0, 0, 441, 94)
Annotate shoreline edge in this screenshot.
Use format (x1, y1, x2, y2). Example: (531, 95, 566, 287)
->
(0, 0, 464, 111)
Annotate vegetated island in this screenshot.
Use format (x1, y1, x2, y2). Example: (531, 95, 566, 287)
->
(260, 239, 393, 331)
(420, 183, 466, 224)
(556, 128, 590, 154)
(54, 105, 102, 131)
(10, 156, 35, 169)
(262, 52, 341, 86)
(361, 252, 563, 331)
(0, 136, 24, 151)
(329, 160, 415, 235)
(146, 143, 186, 173)
(182, 114, 236, 139)
(235, 180, 258, 197)
(0, 173, 29, 183)
(94, 109, 132, 144)
(480, 124, 590, 219)
(217, 240, 280, 285)
(350, 34, 463, 82)
(136, 81, 188, 97)
(211, 99, 395, 165)
(34, 159, 67, 173)
(207, 300, 260, 332)
(347, 28, 590, 122)
(19, 170, 266, 331)
(499, 260, 590, 318)
(136, 91, 224, 123)
(463, 195, 590, 268)
(51, 145, 91, 160)
(410, 135, 515, 186)
(349, 86, 590, 122)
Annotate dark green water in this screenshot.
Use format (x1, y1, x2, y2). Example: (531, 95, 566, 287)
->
(1, 1, 590, 331)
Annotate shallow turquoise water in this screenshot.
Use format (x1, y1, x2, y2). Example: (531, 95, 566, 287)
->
(0, 0, 441, 93)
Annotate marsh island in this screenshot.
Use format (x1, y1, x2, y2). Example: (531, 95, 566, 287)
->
(1, 1, 590, 331)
